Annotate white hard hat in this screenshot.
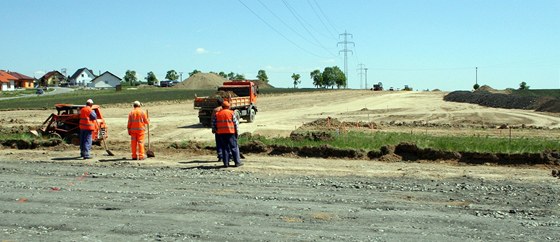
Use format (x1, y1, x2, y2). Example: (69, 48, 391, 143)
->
(133, 100, 141, 107)
(86, 99, 94, 104)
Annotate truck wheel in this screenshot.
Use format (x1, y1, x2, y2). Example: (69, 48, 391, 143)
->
(247, 109, 256, 123)
(234, 110, 241, 122)
(64, 133, 80, 146)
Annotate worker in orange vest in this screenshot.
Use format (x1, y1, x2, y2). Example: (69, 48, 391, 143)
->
(127, 101, 149, 160)
(79, 99, 97, 159)
(211, 97, 224, 162)
(212, 101, 242, 167)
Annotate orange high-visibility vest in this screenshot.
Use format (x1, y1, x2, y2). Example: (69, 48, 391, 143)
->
(215, 109, 235, 134)
(79, 106, 95, 131)
(128, 108, 148, 134)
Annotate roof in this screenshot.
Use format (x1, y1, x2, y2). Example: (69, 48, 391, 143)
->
(69, 68, 95, 80)
(42, 70, 64, 80)
(0, 70, 17, 83)
(7, 71, 34, 80)
(91, 71, 122, 83)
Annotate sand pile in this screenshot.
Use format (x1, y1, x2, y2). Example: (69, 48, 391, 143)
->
(174, 73, 227, 89)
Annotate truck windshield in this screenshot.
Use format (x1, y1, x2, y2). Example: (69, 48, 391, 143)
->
(218, 87, 250, 97)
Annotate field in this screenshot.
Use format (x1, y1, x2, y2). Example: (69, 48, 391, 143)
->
(1, 89, 560, 241)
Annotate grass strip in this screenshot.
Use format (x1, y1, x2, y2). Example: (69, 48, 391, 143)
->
(242, 131, 559, 154)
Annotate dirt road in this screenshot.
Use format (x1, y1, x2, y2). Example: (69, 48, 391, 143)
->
(1, 90, 560, 241)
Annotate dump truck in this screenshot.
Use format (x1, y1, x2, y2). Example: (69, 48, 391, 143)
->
(38, 104, 108, 145)
(194, 80, 258, 127)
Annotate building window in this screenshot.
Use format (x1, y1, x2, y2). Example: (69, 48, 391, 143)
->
(82, 74, 84, 77)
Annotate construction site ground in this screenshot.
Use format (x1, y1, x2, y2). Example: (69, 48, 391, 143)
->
(1, 90, 560, 241)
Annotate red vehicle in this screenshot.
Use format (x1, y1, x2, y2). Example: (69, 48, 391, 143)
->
(39, 104, 108, 145)
(194, 80, 258, 127)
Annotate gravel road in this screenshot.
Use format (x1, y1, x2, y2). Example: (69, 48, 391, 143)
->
(1, 153, 559, 241)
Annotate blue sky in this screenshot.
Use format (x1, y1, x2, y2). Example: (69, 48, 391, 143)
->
(2, 0, 559, 90)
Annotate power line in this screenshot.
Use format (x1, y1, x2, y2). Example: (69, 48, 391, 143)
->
(257, 0, 323, 50)
(237, 0, 330, 58)
(338, 30, 354, 88)
(307, 0, 338, 41)
(313, 0, 339, 35)
(281, 0, 336, 57)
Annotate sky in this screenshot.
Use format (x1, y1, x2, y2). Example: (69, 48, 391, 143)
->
(2, 0, 559, 91)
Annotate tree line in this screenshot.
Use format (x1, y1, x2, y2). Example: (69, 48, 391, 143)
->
(122, 65, 346, 89)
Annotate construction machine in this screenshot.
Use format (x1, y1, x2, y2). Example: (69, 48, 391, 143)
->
(38, 104, 108, 145)
(194, 80, 258, 127)
(372, 82, 383, 91)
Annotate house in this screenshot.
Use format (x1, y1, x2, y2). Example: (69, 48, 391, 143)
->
(0, 70, 17, 91)
(7, 71, 35, 88)
(89, 71, 122, 88)
(69, 68, 96, 86)
(39, 71, 66, 87)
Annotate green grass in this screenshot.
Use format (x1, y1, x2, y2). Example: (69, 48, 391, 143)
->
(0, 87, 324, 110)
(241, 131, 559, 154)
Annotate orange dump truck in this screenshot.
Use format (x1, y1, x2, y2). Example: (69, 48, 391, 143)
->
(194, 80, 259, 127)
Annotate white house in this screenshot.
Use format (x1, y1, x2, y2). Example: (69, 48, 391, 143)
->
(89, 71, 122, 88)
(0, 70, 16, 91)
(69, 68, 96, 86)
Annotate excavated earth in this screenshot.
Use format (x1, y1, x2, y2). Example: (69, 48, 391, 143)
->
(1, 90, 560, 241)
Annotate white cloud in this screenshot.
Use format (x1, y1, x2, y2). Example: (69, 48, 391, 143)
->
(195, 48, 208, 54)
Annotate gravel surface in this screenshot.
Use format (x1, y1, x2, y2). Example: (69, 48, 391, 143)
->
(1, 156, 559, 241)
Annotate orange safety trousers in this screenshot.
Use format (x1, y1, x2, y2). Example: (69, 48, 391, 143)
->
(130, 132, 145, 159)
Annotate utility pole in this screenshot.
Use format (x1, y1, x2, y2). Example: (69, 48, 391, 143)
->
(475, 67, 478, 85)
(338, 30, 354, 89)
(357, 63, 365, 89)
(364, 68, 368, 90)
(179, 72, 183, 82)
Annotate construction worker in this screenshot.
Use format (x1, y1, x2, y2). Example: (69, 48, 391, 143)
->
(211, 97, 224, 162)
(213, 101, 242, 167)
(127, 101, 149, 160)
(79, 99, 97, 159)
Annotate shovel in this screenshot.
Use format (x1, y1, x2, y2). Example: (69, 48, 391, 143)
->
(97, 122, 114, 156)
(146, 110, 155, 158)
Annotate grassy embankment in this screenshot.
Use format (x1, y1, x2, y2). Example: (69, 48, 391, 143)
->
(240, 131, 559, 154)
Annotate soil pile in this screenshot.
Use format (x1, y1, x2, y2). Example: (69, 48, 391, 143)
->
(475, 85, 497, 93)
(174, 73, 227, 89)
(445, 91, 560, 113)
(252, 80, 274, 89)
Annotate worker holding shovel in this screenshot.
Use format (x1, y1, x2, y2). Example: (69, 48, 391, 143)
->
(127, 101, 149, 160)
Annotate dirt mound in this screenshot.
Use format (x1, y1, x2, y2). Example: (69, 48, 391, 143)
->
(445, 91, 560, 113)
(174, 73, 227, 89)
(252, 80, 274, 89)
(475, 85, 497, 92)
(444, 91, 539, 110)
(301, 117, 377, 130)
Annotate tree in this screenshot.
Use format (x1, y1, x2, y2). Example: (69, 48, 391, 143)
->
(332, 66, 346, 89)
(310, 69, 322, 88)
(291, 73, 301, 88)
(218, 71, 227, 79)
(257, 70, 269, 83)
(233, 73, 245, 80)
(519, 81, 530, 90)
(227, 72, 235, 80)
(189, 69, 201, 77)
(145, 71, 158, 85)
(124, 70, 137, 86)
(322, 67, 337, 89)
(166, 70, 179, 81)
(473, 83, 480, 90)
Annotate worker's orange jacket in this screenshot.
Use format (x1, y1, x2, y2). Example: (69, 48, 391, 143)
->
(79, 106, 95, 131)
(128, 108, 149, 134)
(214, 109, 237, 134)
